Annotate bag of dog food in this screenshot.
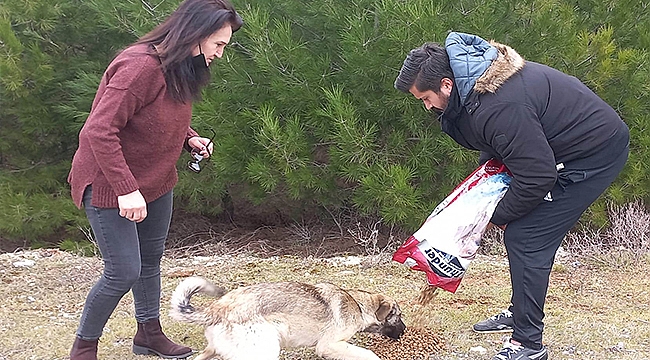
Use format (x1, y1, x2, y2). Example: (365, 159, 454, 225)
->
(392, 159, 512, 293)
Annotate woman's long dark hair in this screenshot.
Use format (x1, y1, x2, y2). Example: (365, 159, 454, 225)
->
(136, 0, 243, 103)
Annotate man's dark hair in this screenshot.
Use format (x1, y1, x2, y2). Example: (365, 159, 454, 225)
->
(136, 0, 244, 103)
(394, 42, 453, 94)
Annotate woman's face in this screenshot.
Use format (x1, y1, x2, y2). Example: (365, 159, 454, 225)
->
(192, 24, 233, 66)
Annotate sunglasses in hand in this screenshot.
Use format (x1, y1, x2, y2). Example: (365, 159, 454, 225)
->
(187, 128, 216, 173)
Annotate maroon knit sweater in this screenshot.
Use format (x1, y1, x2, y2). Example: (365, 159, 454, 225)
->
(68, 44, 199, 209)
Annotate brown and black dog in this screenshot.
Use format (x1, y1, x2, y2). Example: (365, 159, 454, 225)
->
(170, 276, 406, 360)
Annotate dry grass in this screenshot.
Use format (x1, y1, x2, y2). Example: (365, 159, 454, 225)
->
(565, 201, 650, 267)
(1, 246, 650, 360)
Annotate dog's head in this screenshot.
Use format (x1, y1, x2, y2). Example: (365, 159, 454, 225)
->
(363, 295, 406, 340)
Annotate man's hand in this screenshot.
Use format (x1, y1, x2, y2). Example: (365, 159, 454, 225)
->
(118, 190, 147, 223)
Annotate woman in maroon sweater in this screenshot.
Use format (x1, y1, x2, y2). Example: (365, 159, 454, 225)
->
(67, 1, 242, 359)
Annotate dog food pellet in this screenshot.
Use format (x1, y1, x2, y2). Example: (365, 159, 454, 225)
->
(361, 327, 444, 360)
(416, 285, 439, 306)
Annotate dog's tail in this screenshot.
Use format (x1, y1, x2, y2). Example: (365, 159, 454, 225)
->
(170, 276, 226, 325)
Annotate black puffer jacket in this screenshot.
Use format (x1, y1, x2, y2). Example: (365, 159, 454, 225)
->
(441, 33, 629, 225)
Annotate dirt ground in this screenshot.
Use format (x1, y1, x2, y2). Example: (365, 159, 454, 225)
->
(1, 235, 650, 360)
(1, 205, 650, 360)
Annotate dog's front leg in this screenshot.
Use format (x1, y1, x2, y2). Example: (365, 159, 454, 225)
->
(193, 348, 217, 360)
(315, 341, 381, 360)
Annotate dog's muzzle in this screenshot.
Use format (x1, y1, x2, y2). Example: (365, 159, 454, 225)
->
(381, 316, 406, 340)
(365, 313, 407, 340)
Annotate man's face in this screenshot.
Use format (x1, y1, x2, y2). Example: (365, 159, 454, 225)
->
(408, 78, 453, 113)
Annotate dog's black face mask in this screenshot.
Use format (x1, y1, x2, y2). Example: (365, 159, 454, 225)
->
(380, 307, 406, 340)
(364, 303, 406, 340)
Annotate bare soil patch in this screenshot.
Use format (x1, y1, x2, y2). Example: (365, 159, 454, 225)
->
(164, 208, 406, 258)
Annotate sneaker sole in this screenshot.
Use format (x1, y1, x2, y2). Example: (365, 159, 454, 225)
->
(472, 327, 513, 334)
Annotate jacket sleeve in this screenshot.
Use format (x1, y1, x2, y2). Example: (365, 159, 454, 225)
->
(478, 151, 493, 165)
(477, 102, 557, 225)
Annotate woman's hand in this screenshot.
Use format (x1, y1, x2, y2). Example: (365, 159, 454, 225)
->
(188, 136, 214, 158)
(118, 190, 147, 222)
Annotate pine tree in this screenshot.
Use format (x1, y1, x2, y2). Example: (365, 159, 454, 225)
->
(0, 0, 135, 242)
(1, 0, 648, 244)
(186, 0, 649, 230)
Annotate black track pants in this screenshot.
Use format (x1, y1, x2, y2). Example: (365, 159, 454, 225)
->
(504, 142, 628, 350)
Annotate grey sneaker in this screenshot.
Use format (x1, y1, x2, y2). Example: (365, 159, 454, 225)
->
(473, 309, 514, 333)
(493, 339, 548, 360)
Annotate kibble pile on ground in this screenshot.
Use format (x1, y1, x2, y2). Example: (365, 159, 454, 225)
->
(359, 327, 444, 360)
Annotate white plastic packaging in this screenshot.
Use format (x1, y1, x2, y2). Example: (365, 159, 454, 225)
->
(393, 159, 512, 292)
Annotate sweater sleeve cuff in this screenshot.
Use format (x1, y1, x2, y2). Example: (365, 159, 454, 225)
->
(184, 127, 200, 152)
(111, 177, 140, 196)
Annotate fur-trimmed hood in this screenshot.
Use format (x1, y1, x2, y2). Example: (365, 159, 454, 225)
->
(445, 32, 525, 103)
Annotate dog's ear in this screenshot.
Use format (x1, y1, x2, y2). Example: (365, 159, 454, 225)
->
(374, 295, 392, 321)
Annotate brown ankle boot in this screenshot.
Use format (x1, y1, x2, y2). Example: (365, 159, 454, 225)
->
(70, 337, 98, 360)
(132, 318, 193, 359)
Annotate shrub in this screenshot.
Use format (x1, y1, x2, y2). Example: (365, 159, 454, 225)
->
(565, 201, 650, 266)
(1, 0, 648, 245)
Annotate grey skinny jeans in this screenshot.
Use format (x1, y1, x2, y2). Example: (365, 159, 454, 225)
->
(76, 186, 172, 340)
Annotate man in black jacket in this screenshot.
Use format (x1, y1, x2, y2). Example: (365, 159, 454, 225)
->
(395, 32, 629, 360)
